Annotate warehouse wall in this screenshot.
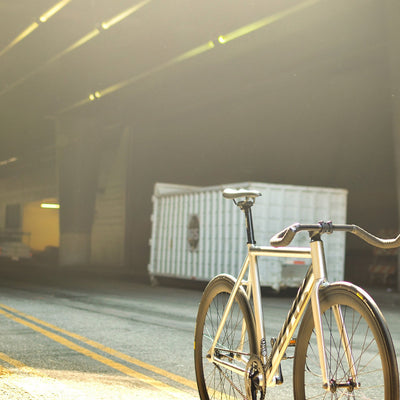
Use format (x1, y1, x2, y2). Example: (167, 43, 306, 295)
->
(0, 161, 57, 251)
(22, 200, 59, 251)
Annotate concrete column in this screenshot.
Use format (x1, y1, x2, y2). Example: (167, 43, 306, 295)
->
(56, 116, 101, 267)
(394, 100, 400, 291)
(384, 0, 400, 290)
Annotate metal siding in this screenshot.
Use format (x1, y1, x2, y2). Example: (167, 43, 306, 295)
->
(148, 182, 348, 289)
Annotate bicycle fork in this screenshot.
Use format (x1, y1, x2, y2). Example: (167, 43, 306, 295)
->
(310, 238, 359, 392)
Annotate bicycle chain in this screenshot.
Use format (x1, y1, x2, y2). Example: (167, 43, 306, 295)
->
(214, 363, 247, 399)
(214, 357, 266, 400)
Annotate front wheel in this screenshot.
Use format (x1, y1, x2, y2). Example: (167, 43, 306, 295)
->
(194, 274, 257, 400)
(293, 282, 399, 399)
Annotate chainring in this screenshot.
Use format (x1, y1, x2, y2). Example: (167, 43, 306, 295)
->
(245, 355, 266, 400)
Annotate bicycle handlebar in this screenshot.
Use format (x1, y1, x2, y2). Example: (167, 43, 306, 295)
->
(270, 221, 400, 249)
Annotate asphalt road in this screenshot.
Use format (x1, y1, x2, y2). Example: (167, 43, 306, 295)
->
(0, 265, 398, 399)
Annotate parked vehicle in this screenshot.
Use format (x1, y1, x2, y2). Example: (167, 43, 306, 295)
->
(0, 231, 32, 261)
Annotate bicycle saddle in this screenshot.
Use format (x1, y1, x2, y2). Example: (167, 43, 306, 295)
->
(222, 188, 262, 200)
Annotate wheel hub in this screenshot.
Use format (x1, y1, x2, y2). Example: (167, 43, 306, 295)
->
(329, 378, 359, 393)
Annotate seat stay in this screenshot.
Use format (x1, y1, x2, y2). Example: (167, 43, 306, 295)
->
(209, 256, 251, 363)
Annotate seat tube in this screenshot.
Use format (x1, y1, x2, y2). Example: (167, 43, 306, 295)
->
(249, 249, 266, 362)
(310, 237, 330, 390)
(242, 203, 266, 360)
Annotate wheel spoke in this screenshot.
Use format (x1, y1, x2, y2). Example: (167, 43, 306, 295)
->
(194, 276, 256, 400)
(293, 284, 398, 399)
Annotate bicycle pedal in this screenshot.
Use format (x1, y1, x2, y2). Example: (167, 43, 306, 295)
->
(289, 338, 296, 347)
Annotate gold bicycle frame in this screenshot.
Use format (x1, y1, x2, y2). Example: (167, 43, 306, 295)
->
(208, 240, 357, 390)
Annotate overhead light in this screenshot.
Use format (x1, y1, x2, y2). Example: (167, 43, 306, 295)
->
(0, 22, 39, 57)
(39, 0, 71, 23)
(0, 157, 17, 166)
(0, 0, 71, 57)
(170, 41, 215, 64)
(60, 29, 101, 56)
(0, 1, 150, 95)
(218, 0, 320, 44)
(0, 26, 99, 96)
(101, 0, 151, 30)
(57, 39, 217, 113)
(88, 91, 101, 100)
(56, 0, 320, 114)
(41, 203, 60, 209)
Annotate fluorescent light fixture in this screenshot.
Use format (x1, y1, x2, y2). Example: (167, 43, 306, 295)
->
(39, 0, 71, 23)
(218, 0, 320, 44)
(41, 203, 60, 209)
(101, 0, 151, 30)
(62, 29, 101, 54)
(75, 41, 215, 102)
(0, 157, 17, 166)
(171, 41, 215, 64)
(0, 22, 39, 57)
(56, 0, 320, 114)
(0, 1, 151, 96)
(58, 97, 92, 114)
(57, 40, 217, 113)
(0, 0, 71, 57)
(88, 91, 102, 100)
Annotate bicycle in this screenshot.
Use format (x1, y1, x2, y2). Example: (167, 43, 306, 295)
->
(194, 188, 400, 399)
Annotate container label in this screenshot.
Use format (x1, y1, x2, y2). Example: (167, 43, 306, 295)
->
(188, 215, 200, 252)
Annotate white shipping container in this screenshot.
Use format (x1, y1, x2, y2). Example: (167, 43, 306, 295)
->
(148, 182, 348, 290)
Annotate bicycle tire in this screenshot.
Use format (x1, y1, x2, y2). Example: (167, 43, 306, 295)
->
(293, 282, 399, 399)
(194, 274, 257, 400)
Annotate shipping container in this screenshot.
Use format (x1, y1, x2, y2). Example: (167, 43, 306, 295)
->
(148, 182, 347, 290)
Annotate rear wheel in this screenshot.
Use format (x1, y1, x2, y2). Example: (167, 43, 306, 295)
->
(293, 282, 399, 399)
(194, 274, 257, 399)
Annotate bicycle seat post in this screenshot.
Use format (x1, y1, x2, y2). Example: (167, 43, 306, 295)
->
(222, 188, 261, 246)
(238, 200, 256, 245)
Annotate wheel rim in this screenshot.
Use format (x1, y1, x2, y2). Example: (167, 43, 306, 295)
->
(301, 302, 388, 399)
(201, 291, 253, 399)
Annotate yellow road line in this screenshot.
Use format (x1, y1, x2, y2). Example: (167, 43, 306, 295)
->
(0, 351, 93, 398)
(0, 352, 42, 378)
(0, 363, 12, 377)
(0, 352, 27, 371)
(0, 303, 197, 391)
(0, 307, 191, 399)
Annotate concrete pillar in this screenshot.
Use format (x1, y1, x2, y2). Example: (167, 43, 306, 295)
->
(56, 116, 101, 267)
(384, 0, 400, 290)
(394, 100, 400, 292)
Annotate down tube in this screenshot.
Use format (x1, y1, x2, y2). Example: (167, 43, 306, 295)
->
(267, 266, 315, 387)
